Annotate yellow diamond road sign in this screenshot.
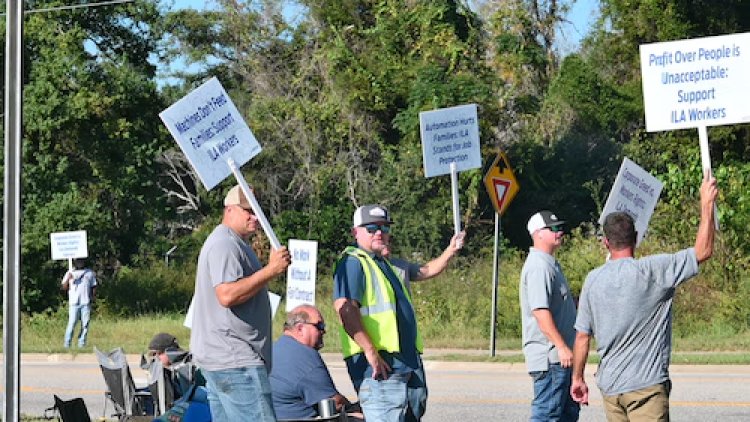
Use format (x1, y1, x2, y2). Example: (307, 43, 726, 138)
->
(483, 151, 519, 216)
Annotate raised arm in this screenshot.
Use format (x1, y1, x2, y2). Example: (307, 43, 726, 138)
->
(694, 172, 718, 264)
(414, 231, 464, 281)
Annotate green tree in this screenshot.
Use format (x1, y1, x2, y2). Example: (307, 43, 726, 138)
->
(4, 0, 171, 312)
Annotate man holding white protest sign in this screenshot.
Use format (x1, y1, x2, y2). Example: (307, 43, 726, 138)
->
(190, 185, 291, 422)
(333, 204, 464, 421)
(571, 172, 718, 421)
(161, 77, 290, 422)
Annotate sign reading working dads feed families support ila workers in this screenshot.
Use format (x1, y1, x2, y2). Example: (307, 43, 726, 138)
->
(50, 230, 88, 260)
(285, 239, 318, 312)
(419, 104, 482, 178)
(640, 32, 750, 132)
(599, 157, 664, 246)
(159, 77, 262, 191)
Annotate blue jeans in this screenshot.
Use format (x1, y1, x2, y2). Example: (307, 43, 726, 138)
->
(529, 363, 580, 422)
(64, 304, 91, 347)
(357, 366, 428, 422)
(202, 366, 276, 422)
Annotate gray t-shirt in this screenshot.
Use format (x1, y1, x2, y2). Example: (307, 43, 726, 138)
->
(520, 248, 577, 372)
(575, 248, 699, 395)
(190, 224, 271, 372)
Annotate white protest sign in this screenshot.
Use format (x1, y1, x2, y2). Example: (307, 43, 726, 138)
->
(50, 230, 88, 260)
(285, 239, 318, 312)
(419, 104, 482, 178)
(599, 158, 664, 246)
(159, 77, 262, 190)
(640, 32, 750, 132)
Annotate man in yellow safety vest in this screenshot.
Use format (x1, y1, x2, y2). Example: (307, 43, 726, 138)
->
(333, 204, 464, 421)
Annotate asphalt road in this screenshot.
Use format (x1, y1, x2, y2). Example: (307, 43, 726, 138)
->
(2, 352, 749, 421)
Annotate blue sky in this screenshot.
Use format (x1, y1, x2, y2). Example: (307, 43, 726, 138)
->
(168, 0, 600, 49)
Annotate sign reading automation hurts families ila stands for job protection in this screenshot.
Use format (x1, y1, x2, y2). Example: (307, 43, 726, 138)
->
(640, 32, 750, 131)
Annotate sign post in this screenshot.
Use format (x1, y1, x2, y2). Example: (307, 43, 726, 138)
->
(419, 104, 482, 236)
(482, 151, 519, 356)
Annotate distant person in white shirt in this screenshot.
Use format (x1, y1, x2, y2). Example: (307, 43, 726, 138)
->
(61, 258, 97, 348)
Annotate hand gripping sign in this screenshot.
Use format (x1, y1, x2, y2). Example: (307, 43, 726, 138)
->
(159, 77, 280, 249)
(419, 104, 482, 236)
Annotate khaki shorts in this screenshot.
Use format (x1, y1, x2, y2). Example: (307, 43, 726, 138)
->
(602, 380, 672, 422)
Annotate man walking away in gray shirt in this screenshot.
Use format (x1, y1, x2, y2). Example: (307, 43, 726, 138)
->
(190, 185, 291, 422)
(520, 210, 579, 421)
(570, 172, 718, 421)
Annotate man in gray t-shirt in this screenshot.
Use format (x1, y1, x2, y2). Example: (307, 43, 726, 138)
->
(571, 173, 718, 421)
(520, 210, 579, 421)
(190, 185, 291, 422)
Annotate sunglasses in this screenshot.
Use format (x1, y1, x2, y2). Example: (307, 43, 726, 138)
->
(547, 225, 564, 233)
(362, 223, 391, 234)
(303, 321, 326, 332)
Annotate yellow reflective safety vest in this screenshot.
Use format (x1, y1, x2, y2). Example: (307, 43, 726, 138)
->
(337, 246, 424, 358)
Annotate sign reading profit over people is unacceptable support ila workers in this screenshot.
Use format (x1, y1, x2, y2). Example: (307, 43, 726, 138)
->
(640, 32, 750, 131)
(159, 77, 262, 190)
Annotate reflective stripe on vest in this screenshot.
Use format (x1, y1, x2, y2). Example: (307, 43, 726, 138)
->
(337, 246, 423, 358)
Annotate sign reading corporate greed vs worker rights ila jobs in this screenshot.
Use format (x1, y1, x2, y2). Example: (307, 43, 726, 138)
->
(640, 32, 750, 132)
(599, 157, 663, 246)
(419, 104, 482, 178)
(159, 77, 262, 190)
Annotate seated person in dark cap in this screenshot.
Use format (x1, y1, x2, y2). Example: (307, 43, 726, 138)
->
(270, 305, 362, 420)
(143, 332, 198, 408)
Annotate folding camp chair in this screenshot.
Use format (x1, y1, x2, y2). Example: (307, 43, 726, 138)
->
(94, 346, 154, 421)
(44, 395, 92, 422)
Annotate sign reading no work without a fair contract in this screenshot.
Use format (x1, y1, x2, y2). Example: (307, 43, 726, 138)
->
(159, 77, 262, 190)
(640, 32, 750, 132)
(419, 104, 482, 178)
(285, 239, 318, 312)
(50, 230, 88, 260)
(599, 157, 664, 246)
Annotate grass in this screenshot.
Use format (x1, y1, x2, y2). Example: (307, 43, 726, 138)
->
(8, 311, 750, 365)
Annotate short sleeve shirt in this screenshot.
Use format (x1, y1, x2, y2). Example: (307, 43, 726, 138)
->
(575, 248, 699, 395)
(62, 269, 97, 306)
(333, 247, 422, 381)
(190, 224, 271, 372)
(270, 335, 338, 419)
(519, 248, 577, 372)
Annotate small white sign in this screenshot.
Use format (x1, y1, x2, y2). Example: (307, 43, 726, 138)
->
(285, 239, 318, 312)
(640, 32, 750, 131)
(50, 230, 88, 260)
(159, 77, 262, 190)
(419, 104, 482, 177)
(599, 158, 664, 245)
